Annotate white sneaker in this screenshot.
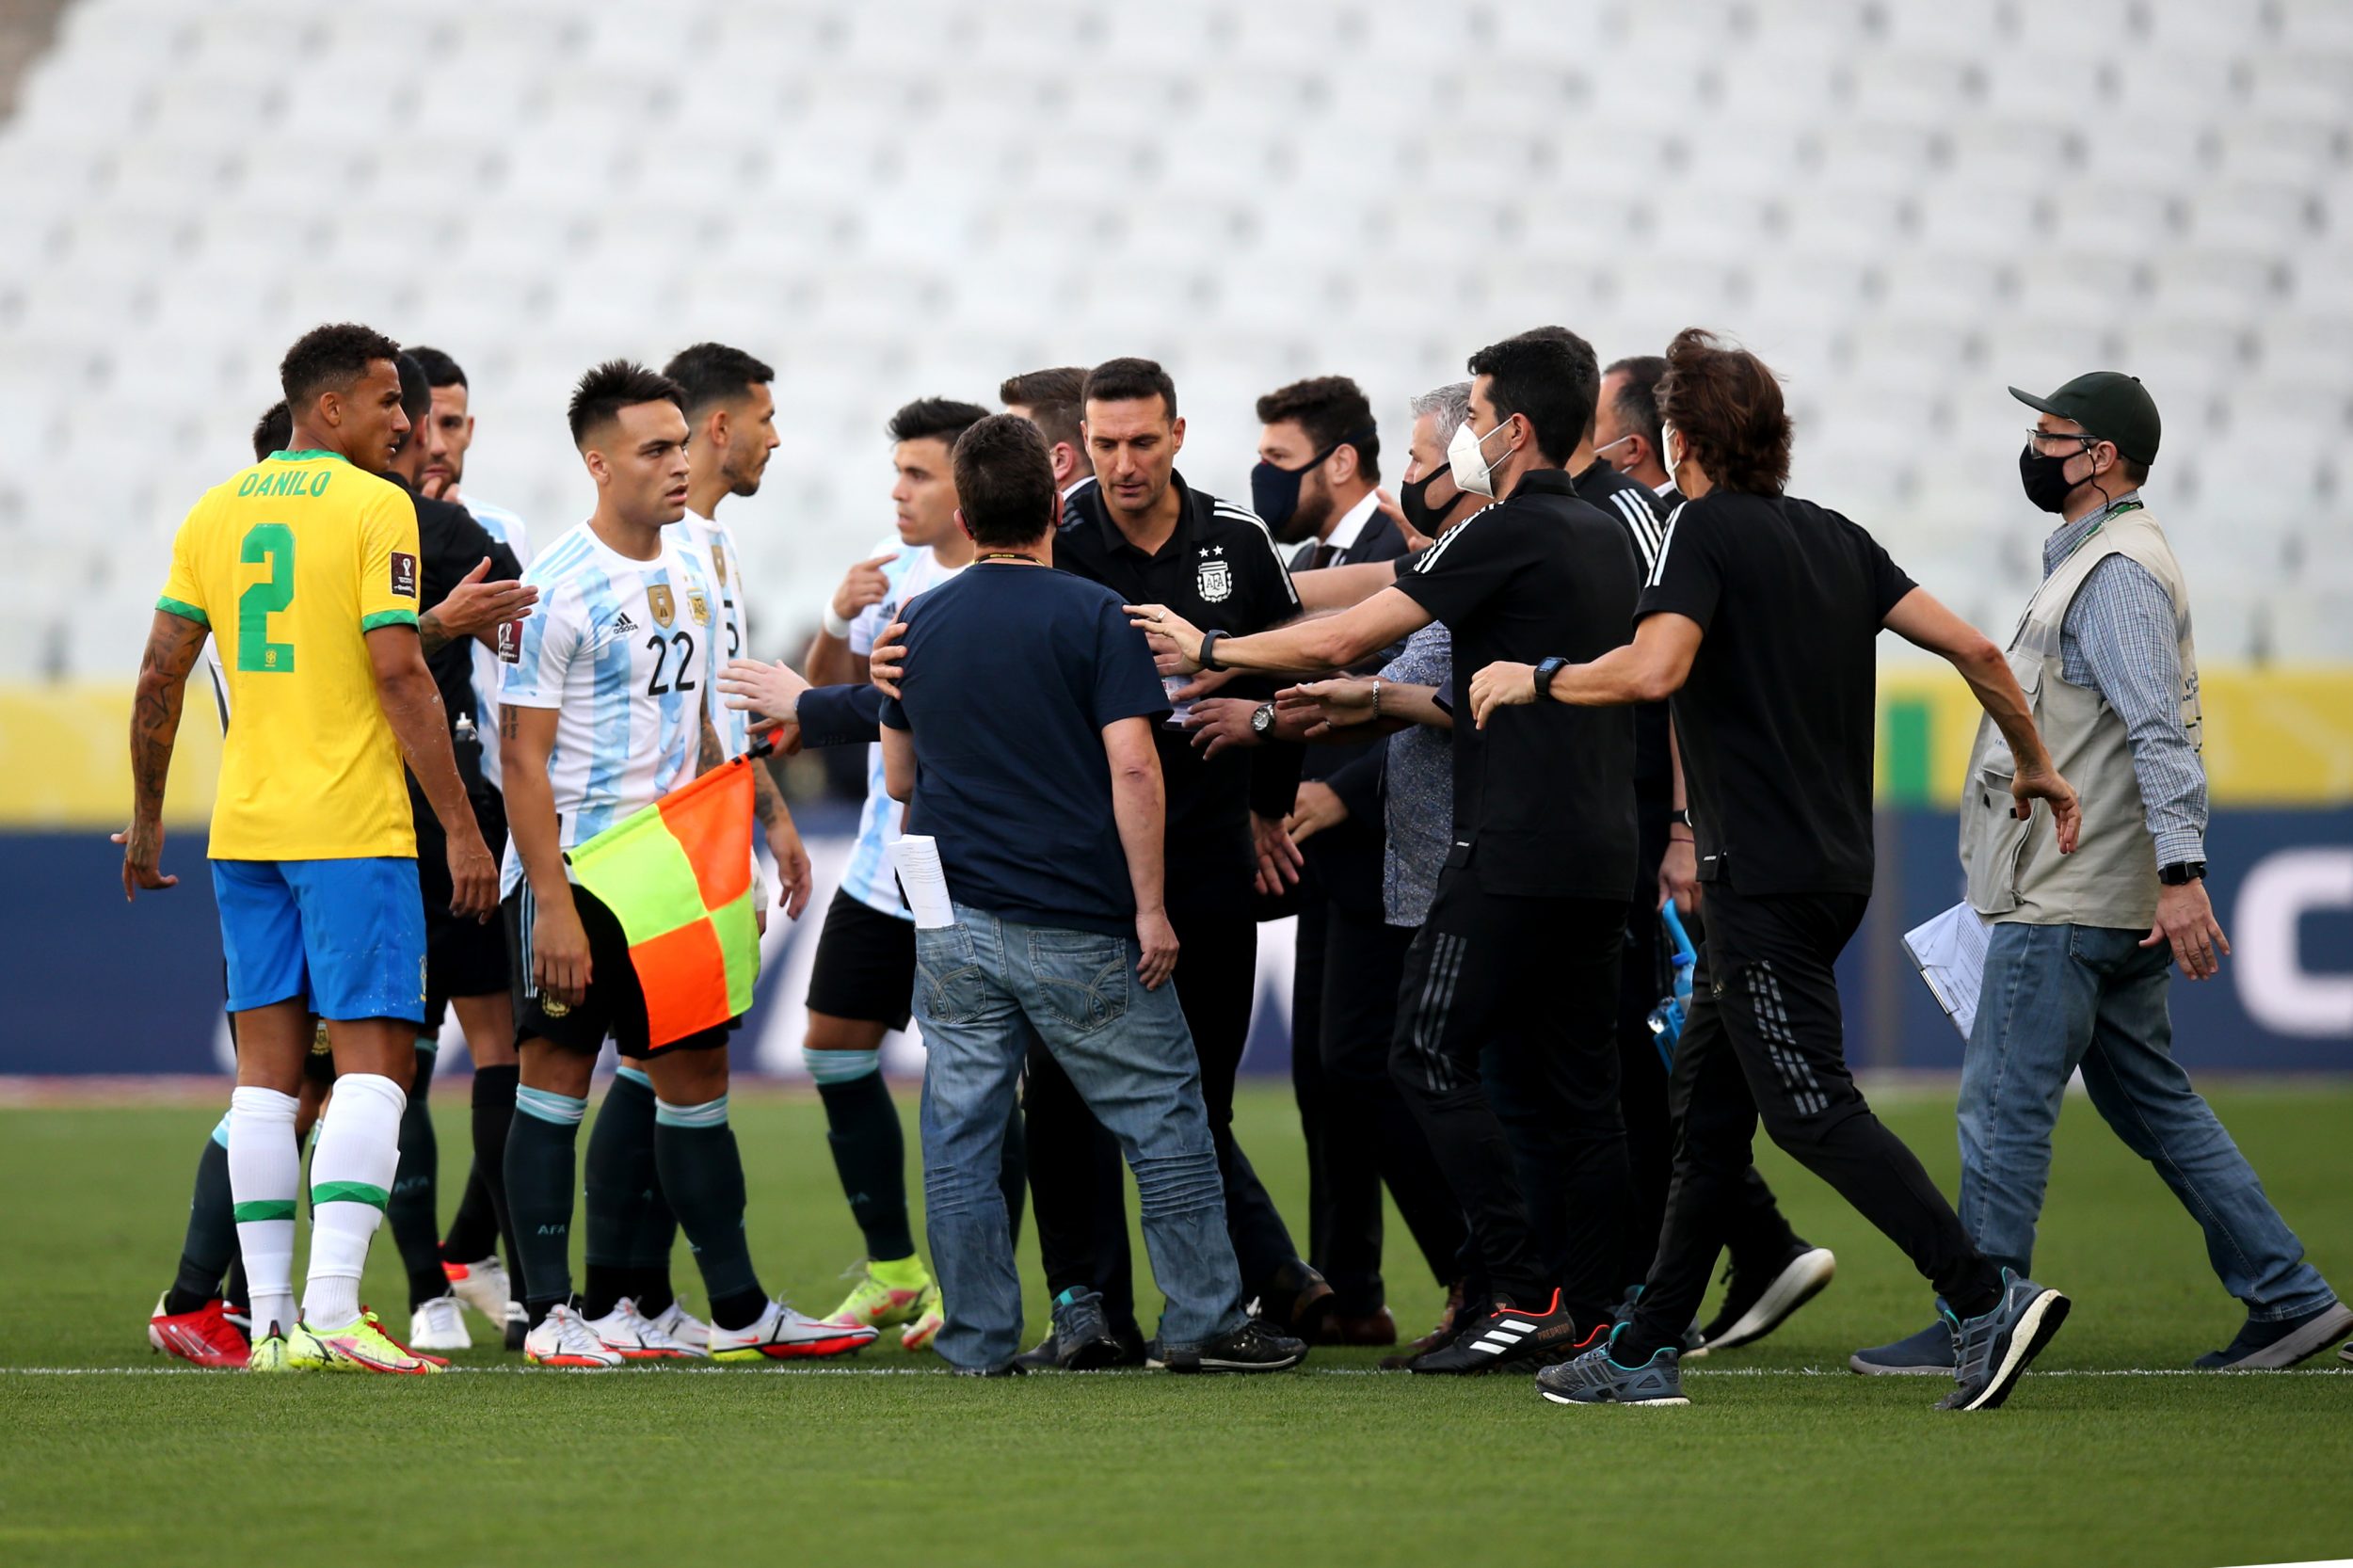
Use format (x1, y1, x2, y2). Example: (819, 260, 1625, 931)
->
(522, 1304, 626, 1369)
(585, 1297, 696, 1360)
(443, 1255, 512, 1325)
(708, 1300, 879, 1363)
(408, 1294, 472, 1352)
(646, 1300, 713, 1354)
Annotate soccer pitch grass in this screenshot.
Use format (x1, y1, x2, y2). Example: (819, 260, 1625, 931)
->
(4, 1083, 2349, 1568)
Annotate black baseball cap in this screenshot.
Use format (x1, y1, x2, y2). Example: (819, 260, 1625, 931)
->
(2009, 371, 2161, 466)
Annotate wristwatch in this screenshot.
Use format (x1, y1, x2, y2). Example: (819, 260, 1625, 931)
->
(1532, 655, 1570, 702)
(1198, 629, 1227, 672)
(1250, 700, 1276, 736)
(1670, 808, 1693, 830)
(2158, 860, 2207, 886)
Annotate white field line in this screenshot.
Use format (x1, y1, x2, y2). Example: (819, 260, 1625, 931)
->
(2, 1364, 2345, 1378)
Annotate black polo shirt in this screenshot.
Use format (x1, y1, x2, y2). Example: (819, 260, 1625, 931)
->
(389, 473, 520, 795)
(1635, 490, 1915, 896)
(1055, 472, 1304, 913)
(1392, 467, 1639, 902)
(1577, 458, 1677, 888)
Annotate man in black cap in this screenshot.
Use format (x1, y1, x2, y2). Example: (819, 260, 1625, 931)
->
(1852, 372, 2353, 1376)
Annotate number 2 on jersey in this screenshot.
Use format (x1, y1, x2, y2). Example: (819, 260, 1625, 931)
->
(238, 523, 296, 672)
(645, 630, 697, 696)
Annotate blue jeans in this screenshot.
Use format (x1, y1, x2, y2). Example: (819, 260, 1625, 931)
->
(913, 904, 1247, 1368)
(1958, 920, 2335, 1320)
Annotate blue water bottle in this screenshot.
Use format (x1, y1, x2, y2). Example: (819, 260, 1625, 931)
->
(1646, 902, 1699, 1070)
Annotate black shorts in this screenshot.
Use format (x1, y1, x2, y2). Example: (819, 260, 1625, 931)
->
(804, 888, 916, 1030)
(503, 884, 733, 1060)
(416, 788, 512, 1030)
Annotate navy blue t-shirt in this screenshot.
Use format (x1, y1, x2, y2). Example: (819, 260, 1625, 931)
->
(878, 563, 1172, 936)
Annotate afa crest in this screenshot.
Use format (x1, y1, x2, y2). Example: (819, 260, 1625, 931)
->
(687, 588, 712, 626)
(647, 584, 677, 628)
(1196, 547, 1232, 603)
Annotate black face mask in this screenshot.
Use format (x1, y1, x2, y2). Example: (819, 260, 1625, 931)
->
(1251, 426, 1377, 543)
(1401, 464, 1468, 536)
(2018, 443, 2087, 514)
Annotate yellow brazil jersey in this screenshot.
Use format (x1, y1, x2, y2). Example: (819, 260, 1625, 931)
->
(156, 450, 423, 860)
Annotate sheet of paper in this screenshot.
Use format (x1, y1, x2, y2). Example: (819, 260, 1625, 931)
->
(1902, 902, 1992, 1039)
(888, 835, 958, 930)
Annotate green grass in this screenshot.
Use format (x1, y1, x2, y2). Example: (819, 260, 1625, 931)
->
(3, 1081, 2350, 1568)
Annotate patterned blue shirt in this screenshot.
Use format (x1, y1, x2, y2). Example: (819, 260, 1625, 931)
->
(1378, 621, 1455, 927)
(2042, 490, 2207, 866)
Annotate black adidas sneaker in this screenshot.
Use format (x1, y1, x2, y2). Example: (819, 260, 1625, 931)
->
(1407, 1290, 1598, 1375)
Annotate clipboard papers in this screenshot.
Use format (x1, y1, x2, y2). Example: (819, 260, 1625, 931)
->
(888, 835, 958, 930)
(1903, 902, 1991, 1039)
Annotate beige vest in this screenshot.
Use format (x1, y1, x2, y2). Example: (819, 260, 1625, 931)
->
(1958, 504, 2201, 929)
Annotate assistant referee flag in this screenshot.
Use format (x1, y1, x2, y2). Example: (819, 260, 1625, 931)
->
(565, 751, 761, 1048)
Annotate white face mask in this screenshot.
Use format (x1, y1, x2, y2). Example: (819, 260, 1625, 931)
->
(1446, 416, 1514, 500)
(1660, 421, 1685, 487)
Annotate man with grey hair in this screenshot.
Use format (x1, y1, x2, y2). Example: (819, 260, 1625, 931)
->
(1854, 372, 2350, 1376)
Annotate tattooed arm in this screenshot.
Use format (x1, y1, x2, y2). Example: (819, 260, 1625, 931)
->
(119, 610, 208, 900)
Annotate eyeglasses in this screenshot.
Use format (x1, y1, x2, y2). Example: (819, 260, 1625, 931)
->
(2026, 428, 2099, 455)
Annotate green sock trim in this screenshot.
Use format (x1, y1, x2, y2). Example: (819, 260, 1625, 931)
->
(232, 1199, 297, 1223)
(870, 1254, 929, 1291)
(312, 1181, 390, 1210)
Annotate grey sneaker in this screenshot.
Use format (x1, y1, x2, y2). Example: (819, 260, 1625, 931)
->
(1850, 1319, 1959, 1376)
(1939, 1270, 2069, 1412)
(2193, 1300, 2353, 1370)
(1048, 1288, 1126, 1371)
(1536, 1327, 1689, 1407)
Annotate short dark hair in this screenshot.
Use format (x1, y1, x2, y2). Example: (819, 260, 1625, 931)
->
(394, 352, 433, 424)
(887, 396, 991, 449)
(1657, 328, 1793, 495)
(1255, 375, 1381, 484)
(250, 401, 291, 461)
(662, 342, 776, 422)
(1082, 357, 1177, 422)
(1604, 354, 1669, 456)
(567, 360, 684, 446)
(279, 322, 403, 409)
(999, 366, 1089, 456)
(951, 414, 1057, 548)
(405, 345, 467, 390)
(1465, 328, 1595, 465)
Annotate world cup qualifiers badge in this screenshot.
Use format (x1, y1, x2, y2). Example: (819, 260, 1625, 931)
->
(1196, 543, 1232, 602)
(390, 552, 418, 599)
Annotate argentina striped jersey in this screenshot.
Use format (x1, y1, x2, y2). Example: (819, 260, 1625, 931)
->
(495, 520, 717, 896)
(840, 538, 965, 917)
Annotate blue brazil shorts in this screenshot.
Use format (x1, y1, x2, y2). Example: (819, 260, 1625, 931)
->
(212, 857, 427, 1024)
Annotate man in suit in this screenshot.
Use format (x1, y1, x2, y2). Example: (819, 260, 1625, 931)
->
(1193, 376, 1463, 1344)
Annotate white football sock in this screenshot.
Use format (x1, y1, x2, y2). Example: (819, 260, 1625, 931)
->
(301, 1072, 406, 1330)
(227, 1086, 300, 1336)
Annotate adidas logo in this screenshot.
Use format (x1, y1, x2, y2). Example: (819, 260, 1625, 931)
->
(1471, 1317, 1540, 1355)
(610, 611, 638, 633)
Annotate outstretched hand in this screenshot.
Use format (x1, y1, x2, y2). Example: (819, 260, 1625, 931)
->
(1124, 604, 1207, 675)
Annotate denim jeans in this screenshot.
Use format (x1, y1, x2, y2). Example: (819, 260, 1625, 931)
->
(914, 903, 1247, 1368)
(1959, 920, 2335, 1320)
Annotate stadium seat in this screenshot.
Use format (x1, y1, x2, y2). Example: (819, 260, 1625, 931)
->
(0, 0, 2345, 676)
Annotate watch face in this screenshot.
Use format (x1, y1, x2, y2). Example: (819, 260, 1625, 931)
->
(1252, 703, 1274, 733)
